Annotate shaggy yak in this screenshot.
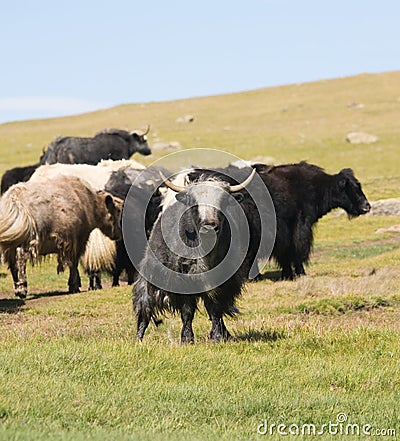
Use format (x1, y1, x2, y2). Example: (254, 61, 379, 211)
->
(40, 126, 151, 165)
(133, 169, 256, 343)
(0, 175, 122, 298)
(29, 160, 145, 291)
(102, 165, 171, 288)
(253, 161, 371, 279)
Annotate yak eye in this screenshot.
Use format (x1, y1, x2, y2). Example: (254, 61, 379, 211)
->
(175, 192, 193, 206)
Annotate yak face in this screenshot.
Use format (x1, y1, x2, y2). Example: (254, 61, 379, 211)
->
(98, 192, 124, 241)
(130, 133, 151, 156)
(174, 181, 244, 268)
(176, 182, 237, 237)
(335, 168, 371, 217)
(162, 169, 255, 255)
(129, 125, 151, 156)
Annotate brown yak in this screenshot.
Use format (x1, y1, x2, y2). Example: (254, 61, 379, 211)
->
(0, 175, 123, 298)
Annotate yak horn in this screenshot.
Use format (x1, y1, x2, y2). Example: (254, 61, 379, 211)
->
(159, 171, 186, 193)
(131, 125, 150, 137)
(228, 168, 256, 192)
(141, 124, 150, 136)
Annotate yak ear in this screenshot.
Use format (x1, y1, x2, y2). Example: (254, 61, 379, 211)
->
(340, 168, 355, 177)
(175, 192, 193, 206)
(229, 192, 244, 204)
(337, 168, 354, 190)
(104, 193, 121, 215)
(337, 174, 347, 190)
(105, 194, 115, 211)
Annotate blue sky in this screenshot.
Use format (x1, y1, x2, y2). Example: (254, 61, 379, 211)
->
(1, 0, 399, 123)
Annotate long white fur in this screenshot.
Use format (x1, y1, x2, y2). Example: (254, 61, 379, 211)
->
(160, 170, 191, 211)
(80, 228, 116, 272)
(0, 184, 37, 253)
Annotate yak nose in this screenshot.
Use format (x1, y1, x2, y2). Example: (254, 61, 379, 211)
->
(362, 201, 371, 213)
(199, 222, 219, 235)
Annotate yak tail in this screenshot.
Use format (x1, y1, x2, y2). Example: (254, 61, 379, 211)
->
(80, 228, 116, 273)
(0, 184, 37, 252)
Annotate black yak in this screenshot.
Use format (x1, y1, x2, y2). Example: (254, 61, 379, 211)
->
(133, 169, 256, 343)
(40, 126, 151, 165)
(100, 165, 169, 288)
(1, 163, 40, 194)
(187, 161, 370, 280)
(253, 161, 371, 279)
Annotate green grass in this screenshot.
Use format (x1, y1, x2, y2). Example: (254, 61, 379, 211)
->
(0, 72, 400, 440)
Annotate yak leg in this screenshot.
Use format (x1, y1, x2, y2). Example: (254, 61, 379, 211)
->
(68, 260, 81, 293)
(6, 248, 19, 292)
(292, 216, 312, 277)
(126, 264, 136, 285)
(273, 225, 295, 280)
(180, 299, 196, 344)
(203, 296, 231, 342)
(279, 254, 294, 280)
(113, 243, 135, 286)
(112, 265, 122, 287)
(7, 247, 28, 299)
(136, 309, 151, 341)
(94, 272, 102, 289)
(88, 270, 102, 290)
(294, 261, 306, 276)
(15, 247, 29, 298)
(134, 278, 152, 340)
(112, 242, 125, 287)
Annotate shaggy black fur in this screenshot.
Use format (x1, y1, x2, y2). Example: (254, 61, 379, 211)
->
(92, 165, 169, 289)
(133, 173, 250, 343)
(40, 129, 151, 165)
(253, 161, 371, 279)
(187, 162, 370, 280)
(1, 163, 40, 194)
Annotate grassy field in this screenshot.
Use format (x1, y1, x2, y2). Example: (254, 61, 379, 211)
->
(0, 72, 399, 440)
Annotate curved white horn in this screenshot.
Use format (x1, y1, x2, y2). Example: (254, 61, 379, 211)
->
(130, 125, 150, 137)
(159, 171, 186, 193)
(228, 168, 256, 192)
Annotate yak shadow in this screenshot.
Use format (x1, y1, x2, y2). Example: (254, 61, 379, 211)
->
(235, 328, 286, 343)
(0, 298, 25, 314)
(0, 290, 75, 313)
(251, 270, 282, 282)
(0, 272, 8, 279)
(27, 290, 71, 300)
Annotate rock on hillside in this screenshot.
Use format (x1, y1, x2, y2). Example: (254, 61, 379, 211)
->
(345, 132, 379, 144)
(368, 198, 400, 216)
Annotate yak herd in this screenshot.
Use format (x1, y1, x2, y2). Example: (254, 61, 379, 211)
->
(0, 126, 371, 343)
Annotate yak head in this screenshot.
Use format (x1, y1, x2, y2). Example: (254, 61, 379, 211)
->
(96, 191, 124, 241)
(334, 168, 370, 217)
(161, 169, 255, 245)
(129, 125, 152, 156)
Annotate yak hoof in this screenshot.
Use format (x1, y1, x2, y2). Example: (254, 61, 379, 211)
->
(14, 283, 27, 299)
(181, 337, 195, 344)
(68, 286, 81, 294)
(210, 329, 231, 343)
(14, 288, 27, 299)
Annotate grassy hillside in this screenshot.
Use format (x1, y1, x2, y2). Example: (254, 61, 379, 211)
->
(1, 71, 400, 198)
(0, 72, 399, 441)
